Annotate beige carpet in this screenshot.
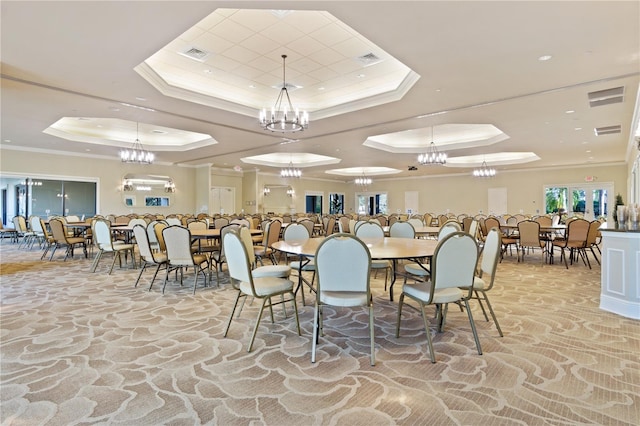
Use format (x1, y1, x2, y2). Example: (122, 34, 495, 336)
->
(1, 241, 638, 425)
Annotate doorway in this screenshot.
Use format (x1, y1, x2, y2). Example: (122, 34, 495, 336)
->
(545, 183, 613, 221)
(356, 193, 387, 215)
(211, 187, 235, 215)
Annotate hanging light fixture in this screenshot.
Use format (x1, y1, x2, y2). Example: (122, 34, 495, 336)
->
(417, 127, 447, 165)
(120, 122, 154, 164)
(281, 161, 302, 178)
(473, 160, 496, 177)
(354, 172, 372, 188)
(259, 54, 309, 133)
(164, 179, 176, 193)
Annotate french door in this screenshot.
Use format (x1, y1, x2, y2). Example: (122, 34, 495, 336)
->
(545, 183, 613, 221)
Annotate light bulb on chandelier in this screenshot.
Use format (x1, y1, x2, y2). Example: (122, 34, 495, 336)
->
(417, 127, 446, 165)
(280, 162, 302, 178)
(120, 122, 154, 164)
(473, 160, 496, 177)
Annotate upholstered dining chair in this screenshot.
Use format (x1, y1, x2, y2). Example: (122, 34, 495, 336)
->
(211, 223, 241, 281)
(48, 218, 88, 261)
(283, 222, 315, 305)
(90, 219, 136, 273)
(313, 233, 374, 365)
(396, 231, 481, 363)
(552, 218, 591, 269)
(466, 227, 503, 337)
(389, 221, 416, 239)
(162, 225, 210, 294)
(223, 229, 300, 352)
(132, 224, 168, 291)
(517, 220, 547, 263)
(355, 222, 391, 290)
(254, 220, 281, 266)
(239, 227, 290, 279)
(153, 221, 168, 252)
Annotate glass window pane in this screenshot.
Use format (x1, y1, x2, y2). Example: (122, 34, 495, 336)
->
(63, 181, 96, 218)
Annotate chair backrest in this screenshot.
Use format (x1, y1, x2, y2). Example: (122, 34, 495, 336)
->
(163, 225, 194, 266)
(239, 227, 258, 266)
(93, 219, 115, 250)
(517, 220, 541, 247)
(298, 219, 315, 236)
(114, 215, 130, 224)
(29, 216, 43, 233)
(315, 233, 371, 296)
(48, 218, 68, 243)
(324, 217, 336, 236)
(219, 223, 241, 258)
(506, 216, 518, 226)
(154, 221, 168, 252)
(586, 220, 601, 245)
(438, 223, 459, 240)
(462, 216, 473, 232)
(566, 218, 590, 246)
(355, 221, 385, 238)
(166, 218, 181, 227)
(65, 215, 81, 222)
(551, 214, 561, 226)
(432, 232, 478, 295)
(480, 228, 501, 289)
(407, 218, 423, 229)
(337, 216, 350, 233)
(13, 216, 28, 232)
(187, 220, 207, 231)
(133, 224, 155, 262)
(283, 222, 310, 241)
(389, 221, 416, 238)
(128, 218, 147, 228)
(467, 219, 479, 239)
(388, 215, 398, 226)
(214, 217, 229, 229)
(484, 217, 500, 231)
(423, 213, 434, 226)
(535, 216, 552, 227)
(231, 218, 250, 228)
(348, 219, 358, 235)
(266, 220, 282, 247)
(147, 220, 162, 245)
(441, 219, 461, 231)
(223, 229, 255, 293)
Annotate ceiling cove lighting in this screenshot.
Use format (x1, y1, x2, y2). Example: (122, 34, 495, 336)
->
(473, 160, 496, 177)
(280, 161, 302, 178)
(259, 55, 309, 133)
(417, 127, 447, 165)
(120, 122, 154, 164)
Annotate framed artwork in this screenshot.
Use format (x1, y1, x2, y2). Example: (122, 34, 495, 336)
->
(145, 196, 170, 207)
(124, 196, 136, 207)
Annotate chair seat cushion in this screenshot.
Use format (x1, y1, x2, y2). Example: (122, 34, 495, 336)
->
(193, 254, 208, 265)
(403, 282, 463, 304)
(320, 291, 368, 307)
(371, 260, 391, 269)
(240, 276, 293, 297)
(404, 262, 430, 276)
(67, 237, 86, 245)
(252, 264, 291, 278)
(472, 276, 486, 290)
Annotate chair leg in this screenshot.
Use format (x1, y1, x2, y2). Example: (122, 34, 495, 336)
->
(464, 299, 483, 355)
(480, 291, 503, 337)
(247, 298, 268, 352)
(90, 249, 103, 272)
(312, 302, 320, 363)
(134, 262, 148, 287)
(224, 291, 243, 337)
(420, 302, 436, 363)
(395, 293, 405, 338)
(474, 290, 490, 322)
(109, 252, 119, 275)
(148, 263, 164, 291)
(368, 303, 375, 366)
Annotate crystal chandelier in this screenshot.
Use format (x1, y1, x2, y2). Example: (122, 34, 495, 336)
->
(120, 122, 154, 164)
(281, 162, 302, 178)
(417, 127, 446, 165)
(354, 173, 372, 187)
(473, 160, 496, 177)
(259, 55, 309, 133)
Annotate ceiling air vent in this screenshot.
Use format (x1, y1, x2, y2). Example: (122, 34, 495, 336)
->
(588, 86, 624, 107)
(179, 47, 210, 62)
(594, 125, 621, 136)
(355, 53, 382, 67)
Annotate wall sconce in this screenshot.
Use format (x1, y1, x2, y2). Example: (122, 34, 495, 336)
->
(123, 179, 134, 191)
(263, 186, 271, 196)
(164, 179, 176, 193)
(286, 187, 295, 197)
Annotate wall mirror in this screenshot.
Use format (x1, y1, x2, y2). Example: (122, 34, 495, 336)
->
(262, 184, 294, 214)
(122, 173, 175, 206)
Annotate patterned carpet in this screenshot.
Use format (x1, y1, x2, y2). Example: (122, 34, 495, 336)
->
(0, 241, 638, 425)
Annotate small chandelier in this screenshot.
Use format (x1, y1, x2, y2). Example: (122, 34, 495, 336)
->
(263, 186, 271, 196)
(417, 127, 447, 165)
(164, 179, 176, 193)
(473, 160, 496, 177)
(259, 54, 309, 133)
(120, 122, 154, 164)
(286, 187, 295, 197)
(281, 162, 302, 178)
(355, 173, 372, 187)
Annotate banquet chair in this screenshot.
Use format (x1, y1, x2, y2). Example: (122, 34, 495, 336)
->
(466, 227, 503, 337)
(210, 223, 241, 282)
(13, 215, 34, 249)
(214, 217, 230, 229)
(254, 220, 281, 266)
(389, 221, 416, 239)
(162, 225, 210, 294)
(355, 222, 391, 290)
(239, 227, 290, 279)
(324, 216, 337, 236)
(517, 220, 547, 263)
(396, 232, 481, 363)
(38, 218, 56, 260)
(153, 221, 168, 252)
(467, 219, 479, 242)
(146, 220, 165, 252)
(313, 233, 374, 365)
(462, 216, 473, 232)
(48, 218, 88, 261)
(438, 223, 459, 240)
(0, 221, 19, 243)
(166, 217, 182, 227)
(132, 224, 168, 291)
(28, 215, 46, 249)
(223, 229, 300, 352)
(440, 219, 462, 232)
(585, 220, 602, 265)
(298, 218, 315, 236)
(90, 219, 136, 273)
(552, 218, 591, 269)
(338, 216, 351, 233)
(423, 213, 434, 227)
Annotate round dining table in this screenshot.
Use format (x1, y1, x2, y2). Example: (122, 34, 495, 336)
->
(272, 236, 438, 301)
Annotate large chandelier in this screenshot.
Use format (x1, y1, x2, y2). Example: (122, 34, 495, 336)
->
(259, 54, 309, 133)
(120, 122, 154, 164)
(473, 160, 496, 177)
(355, 173, 372, 187)
(417, 127, 447, 165)
(281, 162, 302, 178)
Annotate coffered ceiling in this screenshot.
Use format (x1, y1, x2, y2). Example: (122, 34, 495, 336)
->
(1, 1, 639, 182)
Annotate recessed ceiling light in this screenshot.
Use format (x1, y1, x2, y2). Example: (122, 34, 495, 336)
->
(575, 127, 582, 131)
(85, 149, 91, 152)
(435, 88, 441, 92)
(3, 139, 11, 143)
(565, 110, 575, 114)
(318, 87, 325, 91)
(538, 55, 553, 61)
(356, 74, 365, 78)
(249, 84, 255, 88)
(586, 150, 591, 153)
(135, 97, 147, 101)
(582, 141, 589, 144)
(108, 106, 120, 112)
